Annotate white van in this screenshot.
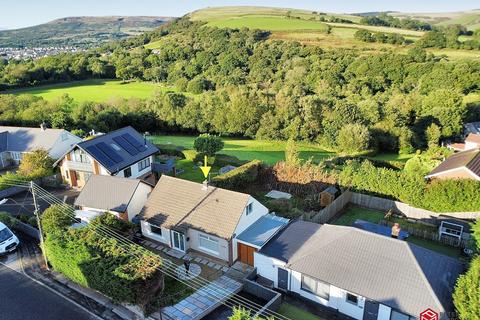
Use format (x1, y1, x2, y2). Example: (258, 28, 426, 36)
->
(0, 222, 19, 255)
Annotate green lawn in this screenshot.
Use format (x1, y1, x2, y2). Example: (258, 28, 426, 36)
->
(333, 206, 385, 226)
(278, 303, 324, 320)
(171, 159, 223, 183)
(3, 79, 178, 102)
(207, 16, 330, 32)
(150, 135, 334, 165)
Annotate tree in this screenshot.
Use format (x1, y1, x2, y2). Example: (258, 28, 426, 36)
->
(336, 124, 370, 154)
(285, 139, 301, 166)
(425, 123, 441, 148)
(229, 307, 264, 320)
(18, 149, 54, 179)
(473, 218, 480, 250)
(453, 256, 480, 320)
(193, 134, 224, 156)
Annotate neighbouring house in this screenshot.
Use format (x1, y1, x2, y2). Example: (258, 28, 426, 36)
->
(56, 126, 159, 188)
(425, 148, 480, 181)
(448, 133, 480, 152)
(255, 221, 464, 320)
(0, 124, 82, 168)
(74, 175, 153, 222)
(464, 121, 480, 136)
(140, 175, 287, 265)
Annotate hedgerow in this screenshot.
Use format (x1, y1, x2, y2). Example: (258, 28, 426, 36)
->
(42, 205, 163, 310)
(212, 159, 262, 189)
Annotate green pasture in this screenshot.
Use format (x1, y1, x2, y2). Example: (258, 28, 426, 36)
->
(3, 79, 176, 102)
(207, 16, 330, 32)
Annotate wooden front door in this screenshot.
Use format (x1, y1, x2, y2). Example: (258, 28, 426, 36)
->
(237, 242, 256, 266)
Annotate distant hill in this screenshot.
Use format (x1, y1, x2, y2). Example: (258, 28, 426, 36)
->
(388, 10, 480, 30)
(0, 16, 175, 47)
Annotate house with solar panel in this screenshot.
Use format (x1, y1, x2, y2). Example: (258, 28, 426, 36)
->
(57, 126, 159, 188)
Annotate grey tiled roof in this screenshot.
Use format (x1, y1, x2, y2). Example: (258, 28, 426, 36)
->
(260, 221, 464, 317)
(426, 149, 480, 179)
(78, 126, 158, 174)
(74, 175, 148, 213)
(0, 126, 79, 155)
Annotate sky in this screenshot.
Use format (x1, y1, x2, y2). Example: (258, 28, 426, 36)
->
(1, 0, 479, 29)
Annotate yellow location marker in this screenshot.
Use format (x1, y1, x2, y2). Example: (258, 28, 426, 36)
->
(200, 155, 211, 178)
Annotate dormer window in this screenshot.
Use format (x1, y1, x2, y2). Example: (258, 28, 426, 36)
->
(246, 203, 253, 215)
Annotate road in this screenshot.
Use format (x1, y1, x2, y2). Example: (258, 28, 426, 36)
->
(0, 187, 79, 217)
(0, 263, 97, 320)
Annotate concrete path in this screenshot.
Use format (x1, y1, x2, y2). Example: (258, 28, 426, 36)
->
(160, 275, 243, 320)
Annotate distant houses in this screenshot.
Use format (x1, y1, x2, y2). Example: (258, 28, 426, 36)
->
(426, 149, 480, 181)
(255, 221, 464, 320)
(57, 126, 158, 188)
(0, 124, 81, 168)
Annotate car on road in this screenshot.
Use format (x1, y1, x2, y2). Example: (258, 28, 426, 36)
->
(0, 222, 19, 255)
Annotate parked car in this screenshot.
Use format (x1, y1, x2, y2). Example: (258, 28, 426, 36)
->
(0, 222, 19, 255)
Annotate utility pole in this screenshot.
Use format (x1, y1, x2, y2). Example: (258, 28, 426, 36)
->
(30, 181, 49, 270)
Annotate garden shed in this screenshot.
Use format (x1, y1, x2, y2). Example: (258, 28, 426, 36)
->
(320, 186, 338, 206)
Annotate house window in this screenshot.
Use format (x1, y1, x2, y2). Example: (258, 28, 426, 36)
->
(245, 203, 253, 215)
(199, 234, 219, 254)
(124, 167, 132, 178)
(138, 158, 151, 171)
(390, 310, 413, 320)
(73, 149, 90, 163)
(346, 293, 358, 305)
(301, 275, 330, 300)
(150, 225, 162, 237)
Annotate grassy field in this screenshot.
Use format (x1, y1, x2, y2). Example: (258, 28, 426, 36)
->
(278, 303, 324, 320)
(150, 135, 335, 165)
(3, 79, 178, 102)
(207, 16, 330, 32)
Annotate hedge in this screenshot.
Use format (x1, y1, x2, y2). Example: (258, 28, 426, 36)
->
(42, 206, 163, 310)
(339, 160, 480, 212)
(212, 160, 262, 189)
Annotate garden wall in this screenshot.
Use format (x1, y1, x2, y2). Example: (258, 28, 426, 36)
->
(303, 190, 480, 225)
(244, 269, 282, 318)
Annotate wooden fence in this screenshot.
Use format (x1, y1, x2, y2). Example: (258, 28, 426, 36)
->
(302, 191, 352, 224)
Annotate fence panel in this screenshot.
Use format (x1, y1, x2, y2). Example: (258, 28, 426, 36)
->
(308, 191, 352, 224)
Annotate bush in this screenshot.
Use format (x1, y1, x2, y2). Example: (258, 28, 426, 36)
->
(43, 206, 163, 311)
(182, 149, 198, 162)
(0, 172, 29, 191)
(453, 256, 480, 320)
(214, 154, 247, 167)
(0, 212, 16, 228)
(18, 149, 54, 179)
(336, 124, 370, 153)
(212, 160, 262, 190)
(41, 204, 74, 235)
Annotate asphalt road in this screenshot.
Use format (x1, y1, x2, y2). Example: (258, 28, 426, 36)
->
(0, 263, 97, 320)
(0, 187, 79, 217)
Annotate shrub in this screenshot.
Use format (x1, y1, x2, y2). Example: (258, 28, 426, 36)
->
(41, 204, 74, 235)
(212, 160, 262, 189)
(453, 256, 480, 320)
(182, 149, 198, 162)
(0, 172, 29, 191)
(193, 134, 224, 156)
(214, 154, 247, 167)
(43, 205, 163, 311)
(18, 149, 55, 179)
(0, 212, 16, 227)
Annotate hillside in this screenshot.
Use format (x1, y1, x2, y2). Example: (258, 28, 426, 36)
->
(389, 9, 480, 30)
(0, 16, 175, 47)
(186, 6, 480, 60)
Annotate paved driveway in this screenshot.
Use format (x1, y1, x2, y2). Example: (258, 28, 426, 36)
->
(0, 263, 97, 320)
(0, 187, 79, 217)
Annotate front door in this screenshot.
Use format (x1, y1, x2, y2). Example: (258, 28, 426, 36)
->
(363, 300, 379, 320)
(172, 231, 186, 252)
(277, 268, 289, 291)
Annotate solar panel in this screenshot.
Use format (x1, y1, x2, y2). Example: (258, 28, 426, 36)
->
(85, 145, 115, 168)
(96, 142, 123, 163)
(121, 133, 147, 152)
(113, 136, 139, 156)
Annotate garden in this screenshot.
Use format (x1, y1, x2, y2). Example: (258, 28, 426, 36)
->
(332, 205, 465, 259)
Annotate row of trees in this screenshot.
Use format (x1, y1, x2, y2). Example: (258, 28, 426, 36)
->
(359, 13, 433, 31)
(354, 29, 407, 45)
(1, 19, 480, 153)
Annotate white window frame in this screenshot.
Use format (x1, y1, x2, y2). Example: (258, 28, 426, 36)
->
(138, 157, 151, 171)
(198, 234, 219, 255)
(246, 202, 253, 215)
(149, 224, 163, 237)
(301, 275, 330, 300)
(346, 292, 359, 305)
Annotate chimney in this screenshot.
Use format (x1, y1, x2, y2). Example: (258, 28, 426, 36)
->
(40, 122, 47, 131)
(202, 180, 208, 191)
(391, 223, 401, 239)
